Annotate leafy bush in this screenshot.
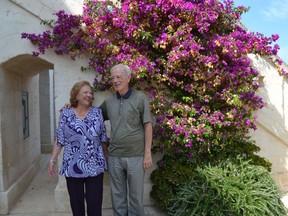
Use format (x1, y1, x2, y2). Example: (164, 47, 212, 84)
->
(150, 138, 272, 210)
(150, 156, 196, 209)
(167, 157, 287, 216)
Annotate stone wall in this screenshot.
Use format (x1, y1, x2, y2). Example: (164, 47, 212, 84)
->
(0, 65, 41, 213)
(249, 55, 288, 193)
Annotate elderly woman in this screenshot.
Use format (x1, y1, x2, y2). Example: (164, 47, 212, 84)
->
(48, 80, 108, 216)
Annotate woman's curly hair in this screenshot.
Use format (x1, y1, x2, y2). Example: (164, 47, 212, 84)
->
(70, 80, 94, 107)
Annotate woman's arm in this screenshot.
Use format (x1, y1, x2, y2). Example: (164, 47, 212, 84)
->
(48, 139, 63, 176)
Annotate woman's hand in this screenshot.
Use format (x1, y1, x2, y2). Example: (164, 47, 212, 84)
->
(48, 141, 62, 176)
(48, 160, 58, 177)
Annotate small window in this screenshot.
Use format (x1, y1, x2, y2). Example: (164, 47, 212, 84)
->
(22, 91, 29, 139)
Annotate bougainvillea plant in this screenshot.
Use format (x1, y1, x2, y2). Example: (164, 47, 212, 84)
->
(22, 0, 286, 203)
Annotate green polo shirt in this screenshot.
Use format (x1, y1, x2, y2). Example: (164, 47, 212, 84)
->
(100, 89, 152, 157)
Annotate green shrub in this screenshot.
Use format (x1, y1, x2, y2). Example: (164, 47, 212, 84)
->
(167, 158, 287, 216)
(150, 156, 196, 209)
(150, 145, 272, 211)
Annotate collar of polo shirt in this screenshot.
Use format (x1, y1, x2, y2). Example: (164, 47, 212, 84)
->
(116, 88, 132, 99)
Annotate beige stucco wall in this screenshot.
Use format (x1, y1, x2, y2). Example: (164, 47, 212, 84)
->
(249, 55, 288, 193)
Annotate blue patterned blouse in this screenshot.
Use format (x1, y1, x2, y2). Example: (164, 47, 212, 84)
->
(57, 107, 108, 178)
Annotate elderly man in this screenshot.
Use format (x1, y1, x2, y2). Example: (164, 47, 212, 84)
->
(100, 64, 153, 216)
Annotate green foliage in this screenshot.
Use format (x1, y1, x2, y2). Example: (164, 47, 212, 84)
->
(150, 156, 196, 209)
(40, 19, 55, 26)
(167, 157, 287, 216)
(151, 134, 272, 210)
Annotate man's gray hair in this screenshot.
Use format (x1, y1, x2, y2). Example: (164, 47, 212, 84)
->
(110, 64, 132, 76)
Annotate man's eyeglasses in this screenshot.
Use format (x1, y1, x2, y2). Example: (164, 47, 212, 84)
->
(110, 75, 125, 81)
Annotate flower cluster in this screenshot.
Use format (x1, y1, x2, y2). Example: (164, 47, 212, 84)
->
(22, 0, 284, 164)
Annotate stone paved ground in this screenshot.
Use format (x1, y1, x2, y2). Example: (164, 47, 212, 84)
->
(5, 155, 167, 216)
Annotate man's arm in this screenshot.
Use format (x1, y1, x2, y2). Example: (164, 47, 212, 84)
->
(99, 101, 108, 121)
(143, 122, 153, 171)
(102, 141, 109, 158)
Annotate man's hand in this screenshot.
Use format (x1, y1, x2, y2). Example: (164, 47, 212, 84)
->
(60, 103, 71, 112)
(143, 152, 153, 171)
(143, 122, 153, 171)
